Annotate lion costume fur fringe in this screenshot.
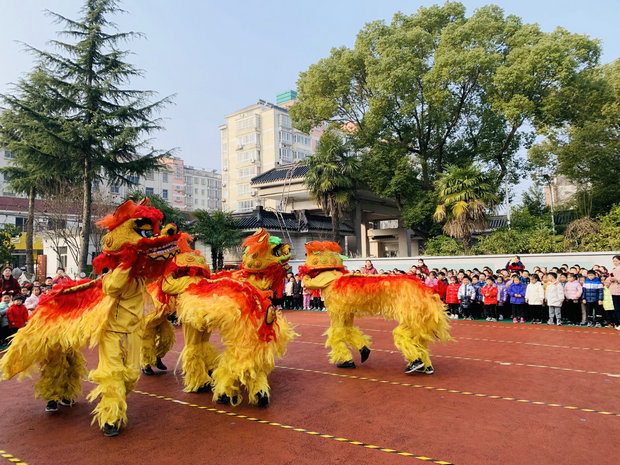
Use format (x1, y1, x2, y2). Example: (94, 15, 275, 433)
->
(301, 241, 452, 368)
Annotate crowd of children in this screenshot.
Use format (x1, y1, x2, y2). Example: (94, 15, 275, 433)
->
(279, 256, 620, 330)
(0, 266, 69, 348)
(414, 255, 620, 329)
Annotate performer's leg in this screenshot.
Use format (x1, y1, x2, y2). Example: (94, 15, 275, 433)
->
(393, 323, 432, 369)
(140, 323, 157, 372)
(154, 319, 175, 369)
(36, 347, 87, 409)
(324, 315, 356, 366)
(180, 324, 217, 392)
(87, 331, 130, 432)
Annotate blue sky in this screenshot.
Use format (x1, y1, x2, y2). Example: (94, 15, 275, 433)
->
(1, 0, 618, 177)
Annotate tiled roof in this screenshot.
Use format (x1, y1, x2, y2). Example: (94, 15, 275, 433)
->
(251, 164, 309, 185)
(487, 210, 576, 229)
(232, 207, 354, 234)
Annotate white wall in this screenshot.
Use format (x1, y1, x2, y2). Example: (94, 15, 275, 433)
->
(287, 251, 620, 274)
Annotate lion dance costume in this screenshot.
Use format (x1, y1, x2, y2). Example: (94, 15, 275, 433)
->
(158, 229, 296, 407)
(0, 199, 181, 436)
(300, 241, 452, 373)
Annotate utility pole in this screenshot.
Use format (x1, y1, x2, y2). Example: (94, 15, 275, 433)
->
(505, 175, 511, 229)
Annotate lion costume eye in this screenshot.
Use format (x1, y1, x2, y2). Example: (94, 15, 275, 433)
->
(139, 229, 153, 238)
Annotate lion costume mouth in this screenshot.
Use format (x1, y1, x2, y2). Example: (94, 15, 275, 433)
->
(147, 242, 181, 260)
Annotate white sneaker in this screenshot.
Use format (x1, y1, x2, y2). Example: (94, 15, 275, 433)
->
(490, 318, 497, 322)
(486, 317, 491, 321)
(498, 315, 503, 321)
(453, 315, 459, 320)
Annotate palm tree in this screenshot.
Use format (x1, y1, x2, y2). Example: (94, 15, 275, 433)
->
(433, 165, 499, 254)
(304, 129, 358, 245)
(190, 210, 243, 271)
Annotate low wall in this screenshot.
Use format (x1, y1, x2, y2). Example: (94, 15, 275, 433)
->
(288, 251, 620, 274)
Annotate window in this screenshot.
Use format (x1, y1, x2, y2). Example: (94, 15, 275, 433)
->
(92, 181, 99, 191)
(162, 189, 168, 199)
(194, 177, 200, 184)
(144, 172, 155, 181)
(194, 188, 198, 194)
(175, 185, 181, 192)
(237, 200, 254, 212)
(4, 150, 15, 159)
(202, 199, 205, 206)
(146, 187, 154, 196)
(201, 189, 205, 195)
(110, 185, 120, 194)
(15, 217, 25, 232)
(195, 199, 198, 205)
(162, 172, 169, 183)
(279, 114, 291, 128)
(57, 246, 68, 268)
(239, 133, 257, 146)
(238, 184, 250, 196)
(279, 131, 292, 144)
(238, 166, 257, 179)
(236, 116, 259, 131)
(2, 173, 8, 181)
(294, 134, 311, 146)
(202, 178, 206, 185)
(279, 148, 292, 163)
(176, 167, 182, 178)
(128, 175, 138, 185)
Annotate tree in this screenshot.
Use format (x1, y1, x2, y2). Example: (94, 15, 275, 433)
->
(303, 129, 359, 244)
(290, 2, 600, 229)
(4, 0, 172, 273)
(422, 235, 464, 256)
(0, 225, 21, 267)
(529, 60, 620, 216)
(0, 69, 69, 275)
(433, 165, 498, 253)
(126, 190, 189, 233)
(190, 210, 242, 271)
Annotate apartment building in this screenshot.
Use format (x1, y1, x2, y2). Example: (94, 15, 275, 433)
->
(0, 149, 220, 213)
(184, 165, 222, 211)
(219, 91, 321, 213)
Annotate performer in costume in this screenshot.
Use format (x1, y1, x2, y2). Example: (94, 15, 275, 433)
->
(140, 282, 176, 376)
(300, 241, 452, 373)
(0, 199, 181, 437)
(156, 229, 296, 407)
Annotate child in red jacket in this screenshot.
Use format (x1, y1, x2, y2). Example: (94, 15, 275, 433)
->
(481, 276, 499, 322)
(6, 294, 28, 341)
(445, 276, 461, 319)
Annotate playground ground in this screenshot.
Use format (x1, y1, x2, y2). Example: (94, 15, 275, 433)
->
(1, 310, 620, 465)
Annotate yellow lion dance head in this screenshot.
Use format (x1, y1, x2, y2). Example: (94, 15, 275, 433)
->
(93, 198, 182, 279)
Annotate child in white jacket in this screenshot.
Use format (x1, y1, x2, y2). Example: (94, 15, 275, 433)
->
(525, 274, 545, 323)
(545, 272, 565, 325)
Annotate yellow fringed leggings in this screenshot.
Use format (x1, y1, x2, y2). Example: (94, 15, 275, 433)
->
(140, 317, 175, 369)
(35, 349, 88, 402)
(324, 313, 371, 364)
(179, 325, 219, 392)
(393, 324, 432, 367)
(87, 330, 141, 429)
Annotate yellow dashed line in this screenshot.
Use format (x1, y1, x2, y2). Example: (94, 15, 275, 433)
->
(294, 340, 620, 378)
(277, 365, 620, 419)
(134, 390, 456, 464)
(0, 451, 27, 465)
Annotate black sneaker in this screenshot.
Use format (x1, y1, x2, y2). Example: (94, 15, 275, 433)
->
(216, 394, 238, 405)
(404, 359, 425, 374)
(256, 392, 269, 408)
(416, 365, 435, 375)
(359, 346, 371, 363)
(59, 399, 76, 407)
(45, 400, 58, 412)
(336, 360, 356, 369)
(155, 357, 167, 370)
(103, 423, 119, 437)
(141, 366, 155, 376)
(196, 383, 212, 393)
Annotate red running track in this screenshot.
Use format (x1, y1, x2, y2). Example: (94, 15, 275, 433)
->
(1, 311, 620, 465)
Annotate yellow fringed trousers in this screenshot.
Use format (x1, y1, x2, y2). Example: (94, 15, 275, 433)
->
(87, 330, 141, 429)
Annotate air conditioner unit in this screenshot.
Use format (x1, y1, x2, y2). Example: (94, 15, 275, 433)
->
(223, 167, 228, 171)
(222, 182, 227, 187)
(250, 189, 257, 197)
(237, 144, 244, 150)
(250, 158, 256, 163)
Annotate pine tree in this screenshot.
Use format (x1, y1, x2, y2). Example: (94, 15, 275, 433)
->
(11, 0, 172, 272)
